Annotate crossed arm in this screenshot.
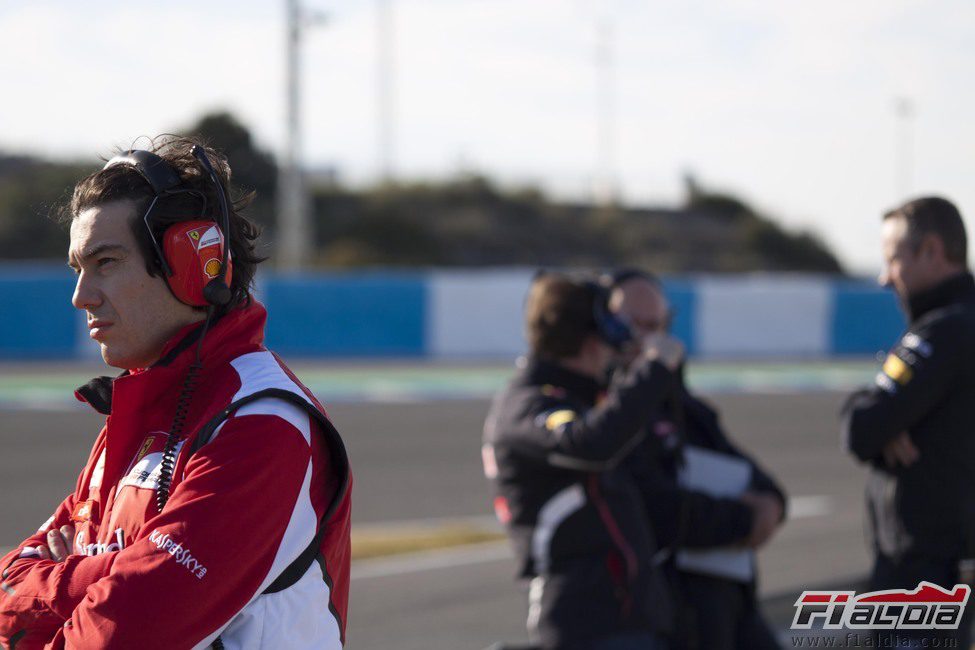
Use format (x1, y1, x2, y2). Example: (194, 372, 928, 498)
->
(0, 412, 321, 649)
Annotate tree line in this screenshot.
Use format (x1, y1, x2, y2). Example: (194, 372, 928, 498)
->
(0, 112, 843, 274)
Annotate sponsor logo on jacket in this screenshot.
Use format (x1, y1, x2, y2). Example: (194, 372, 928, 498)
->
(148, 529, 208, 580)
(120, 440, 185, 491)
(74, 527, 126, 556)
(901, 333, 933, 358)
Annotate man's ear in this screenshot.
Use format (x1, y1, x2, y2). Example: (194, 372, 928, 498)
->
(607, 287, 624, 314)
(920, 233, 945, 263)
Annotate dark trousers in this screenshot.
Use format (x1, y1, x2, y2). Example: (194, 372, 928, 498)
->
(669, 572, 780, 650)
(590, 632, 668, 649)
(870, 552, 974, 648)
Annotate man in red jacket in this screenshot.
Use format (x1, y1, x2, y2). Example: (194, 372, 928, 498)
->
(0, 137, 351, 649)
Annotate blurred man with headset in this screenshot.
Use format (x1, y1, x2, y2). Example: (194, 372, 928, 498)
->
(608, 269, 786, 650)
(0, 137, 351, 649)
(483, 271, 683, 649)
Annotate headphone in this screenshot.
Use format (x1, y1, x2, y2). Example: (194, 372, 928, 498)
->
(589, 280, 633, 350)
(102, 147, 233, 308)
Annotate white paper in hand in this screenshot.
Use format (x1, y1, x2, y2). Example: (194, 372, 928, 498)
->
(675, 445, 755, 582)
(678, 445, 751, 497)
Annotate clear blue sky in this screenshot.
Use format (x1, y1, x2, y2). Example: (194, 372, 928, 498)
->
(2, 0, 974, 274)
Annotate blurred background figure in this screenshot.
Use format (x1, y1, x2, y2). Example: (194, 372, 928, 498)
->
(609, 268, 786, 650)
(843, 196, 975, 648)
(482, 272, 683, 649)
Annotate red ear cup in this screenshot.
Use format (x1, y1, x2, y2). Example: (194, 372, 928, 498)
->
(160, 220, 233, 306)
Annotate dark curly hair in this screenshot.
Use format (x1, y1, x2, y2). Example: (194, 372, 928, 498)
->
(64, 135, 266, 311)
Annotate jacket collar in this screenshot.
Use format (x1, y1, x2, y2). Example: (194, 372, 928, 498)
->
(521, 356, 604, 405)
(74, 300, 269, 414)
(907, 272, 975, 323)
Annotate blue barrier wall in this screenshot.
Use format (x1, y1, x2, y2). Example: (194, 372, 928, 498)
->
(262, 273, 427, 357)
(0, 266, 77, 359)
(0, 267, 915, 360)
(661, 278, 697, 356)
(830, 281, 906, 356)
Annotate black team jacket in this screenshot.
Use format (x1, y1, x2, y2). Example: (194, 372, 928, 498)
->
(482, 356, 675, 649)
(843, 272, 975, 561)
(623, 366, 787, 649)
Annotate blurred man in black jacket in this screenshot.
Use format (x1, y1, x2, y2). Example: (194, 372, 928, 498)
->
(609, 269, 786, 650)
(843, 196, 975, 647)
(483, 272, 683, 649)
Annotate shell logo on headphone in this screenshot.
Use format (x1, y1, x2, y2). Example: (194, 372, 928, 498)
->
(204, 259, 222, 279)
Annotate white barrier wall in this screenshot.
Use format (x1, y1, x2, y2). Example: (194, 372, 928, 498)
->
(423, 272, 898, 360)
(695, 276, 832, 357)
(427, 269, 534, 357)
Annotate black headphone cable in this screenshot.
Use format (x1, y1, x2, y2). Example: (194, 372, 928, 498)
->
(155, 306, 216, 513)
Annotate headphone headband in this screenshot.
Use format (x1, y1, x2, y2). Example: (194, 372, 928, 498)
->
(104, 150, 183, 196)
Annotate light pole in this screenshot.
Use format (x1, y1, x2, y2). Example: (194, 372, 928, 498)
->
(593, 17, 618, 208)
(377, 0, 396, 183)
(278, 0, 327, 271)
(894, 96, 915, 200)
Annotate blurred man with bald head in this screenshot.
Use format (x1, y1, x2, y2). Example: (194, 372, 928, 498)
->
(609, 269, 786, 650)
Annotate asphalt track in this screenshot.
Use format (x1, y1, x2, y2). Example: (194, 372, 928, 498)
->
(0, 364, 875, 649)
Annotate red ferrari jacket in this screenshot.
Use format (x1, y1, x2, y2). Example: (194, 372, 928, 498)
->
(0, 302, 352, 649)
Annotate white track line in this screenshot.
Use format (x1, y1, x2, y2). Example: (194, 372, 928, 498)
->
(352, 541, 512, 581)
(789, 495, 833, 520)
(354, 514, 499, 532)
